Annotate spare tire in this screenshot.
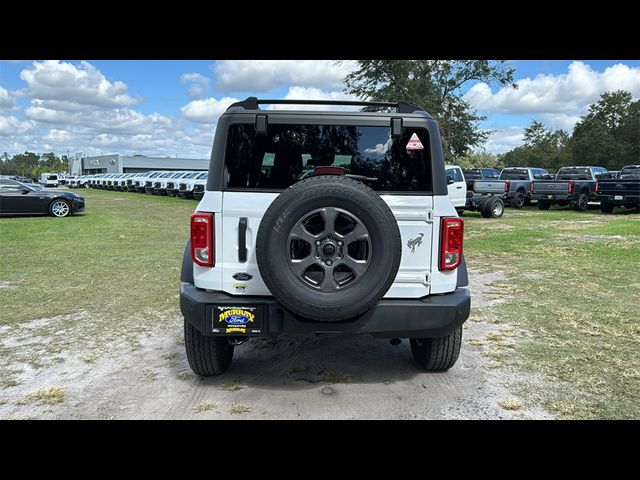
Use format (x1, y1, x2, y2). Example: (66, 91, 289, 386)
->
(256, 175, 402, 322)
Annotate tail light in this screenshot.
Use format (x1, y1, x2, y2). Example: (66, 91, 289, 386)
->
(568, 181, 575, 194)
(504, 180, 511, 193)
(530, 181, 535, 194)
(191, 212, 214, 267)
(595, 181, 599, 194)
(315, 166, 346, 175)
(439, 217, 464, 271)
(472, 181, 476, 193)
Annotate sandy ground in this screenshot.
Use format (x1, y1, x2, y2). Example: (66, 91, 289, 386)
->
(0, 270, 554, 420)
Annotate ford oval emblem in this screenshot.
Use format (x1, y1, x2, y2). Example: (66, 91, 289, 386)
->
(226, 314, 251, 325)
(232, 272, 253, 281)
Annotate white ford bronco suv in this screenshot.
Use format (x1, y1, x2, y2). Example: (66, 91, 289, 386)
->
(180, 98, 470, 376)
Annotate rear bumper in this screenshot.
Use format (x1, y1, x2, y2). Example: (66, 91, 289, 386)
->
(537, 192, 571, 202)
(180, 284, 470, 339)
(598, 194, 640, 205)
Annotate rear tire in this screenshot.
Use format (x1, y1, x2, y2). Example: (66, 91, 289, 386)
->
(410, 326, 462, 371)
(538, 199, 551, 210)
(510, 191, 525, 209)
(600, 201, 614, 214)
(574, 192, 589, 212)
(481, 197, 503, 218)
(184, 320, 234, 376)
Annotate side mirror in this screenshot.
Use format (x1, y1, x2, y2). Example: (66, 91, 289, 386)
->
(447, 176, 454, 185)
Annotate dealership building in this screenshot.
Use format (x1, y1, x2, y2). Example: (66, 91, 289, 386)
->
(71, 154, 209, 175)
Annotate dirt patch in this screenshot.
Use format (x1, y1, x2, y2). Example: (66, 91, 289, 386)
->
(0, 270, 554, 420)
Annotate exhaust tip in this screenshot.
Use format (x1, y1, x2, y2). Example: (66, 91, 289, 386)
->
(390, 338, 401, 346)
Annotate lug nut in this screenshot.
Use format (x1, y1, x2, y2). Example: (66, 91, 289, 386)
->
(337, 241, 343, 246)
(316, 240, 321, 246)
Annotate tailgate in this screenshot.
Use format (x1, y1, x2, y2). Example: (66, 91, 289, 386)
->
(534, 181, 569, 194)
(217, 192, 433, 299)
(473, 180, 505, 194)
(599, 180, 640, 195)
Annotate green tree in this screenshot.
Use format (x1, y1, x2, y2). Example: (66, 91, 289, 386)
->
(343, 60, 516, 159)
(456, 151, 504, 169)
(501, 121, 570, 172)
(570, 90, 640, 170)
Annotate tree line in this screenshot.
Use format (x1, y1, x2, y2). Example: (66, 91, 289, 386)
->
(0, 152, 70, 180)
(465, 90, 639, 173)
(345, 61, 639, 172)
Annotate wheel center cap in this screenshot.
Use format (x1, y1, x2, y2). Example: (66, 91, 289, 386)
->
(323, 244, 336, 256)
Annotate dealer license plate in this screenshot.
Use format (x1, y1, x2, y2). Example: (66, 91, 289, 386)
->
(211, 305, 263, 335)
(614, 195, 623, 200)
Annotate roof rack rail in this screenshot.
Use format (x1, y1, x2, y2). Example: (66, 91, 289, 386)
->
(227, 97, 424, 114)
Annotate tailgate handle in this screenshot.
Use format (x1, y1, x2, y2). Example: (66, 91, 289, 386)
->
(238, 217, 248, 263)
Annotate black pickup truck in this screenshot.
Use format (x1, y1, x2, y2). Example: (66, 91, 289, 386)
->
(533, 166, 609, 211)
(461, 168, 500, 191)
(597, 165, 640, 213)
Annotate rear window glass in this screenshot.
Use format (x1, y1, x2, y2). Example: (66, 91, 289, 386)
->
(224, 124, 432, 192)
(463, 169, 482, 180)
(556, 167, 592, 180)
(620, 166, 640, 179)
(500, 168, 529, 180)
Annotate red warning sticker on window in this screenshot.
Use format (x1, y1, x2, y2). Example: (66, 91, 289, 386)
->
(406, 133, 424, 150)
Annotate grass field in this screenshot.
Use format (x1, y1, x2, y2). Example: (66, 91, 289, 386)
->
(1, 189, 639, 418)
(463, 206, 640, 419)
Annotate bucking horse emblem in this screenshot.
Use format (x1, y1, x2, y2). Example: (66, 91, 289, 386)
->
(407, 233, 424, 253)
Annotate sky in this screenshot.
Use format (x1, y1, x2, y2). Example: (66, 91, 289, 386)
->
(1, 59, 639, 159)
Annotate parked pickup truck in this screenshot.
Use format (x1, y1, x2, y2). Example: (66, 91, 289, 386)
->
(472, 167, 552, 208)
(597, 165, 640, 213)
(461, 168, 500, 191)
(533, 166, 609, 211)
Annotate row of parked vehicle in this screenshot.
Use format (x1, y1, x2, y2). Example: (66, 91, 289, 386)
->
(67, 171, 208, 199)
(444, 164, 640, 218)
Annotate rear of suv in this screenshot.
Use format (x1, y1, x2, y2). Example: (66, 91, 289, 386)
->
(180, 98, 470, 376)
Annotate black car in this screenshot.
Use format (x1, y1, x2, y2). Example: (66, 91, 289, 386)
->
(0, 179, 85, 217)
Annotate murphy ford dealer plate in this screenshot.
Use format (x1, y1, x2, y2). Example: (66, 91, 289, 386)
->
(212, 306, 263, 335)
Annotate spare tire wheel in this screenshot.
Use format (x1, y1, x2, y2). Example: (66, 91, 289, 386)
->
(256, 175, 402, 322)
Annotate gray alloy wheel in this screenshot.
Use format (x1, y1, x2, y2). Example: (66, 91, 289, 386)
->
(49, 199, 71, 217)
(575, 192, 589, 212)
(511, 191, 526, 209)
(287, 207, 372, 293)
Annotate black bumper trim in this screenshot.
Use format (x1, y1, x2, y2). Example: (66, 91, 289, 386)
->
(180, 284, 470, 339)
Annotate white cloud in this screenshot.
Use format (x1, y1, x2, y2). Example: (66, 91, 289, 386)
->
(483, 127, 525, 154)
(214, 60, 358, 93)
(0, 115, 35, 136)
(181, 96, 239, 123)
(180, 72, 210, 99)
(25, 104, 173, 135)
(0, 86, 16, 109)
(267, 86, 360, 110)
(465, 61, 640, 115)
(19, 60, 139, 108)
(43, 129, 71, 143)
